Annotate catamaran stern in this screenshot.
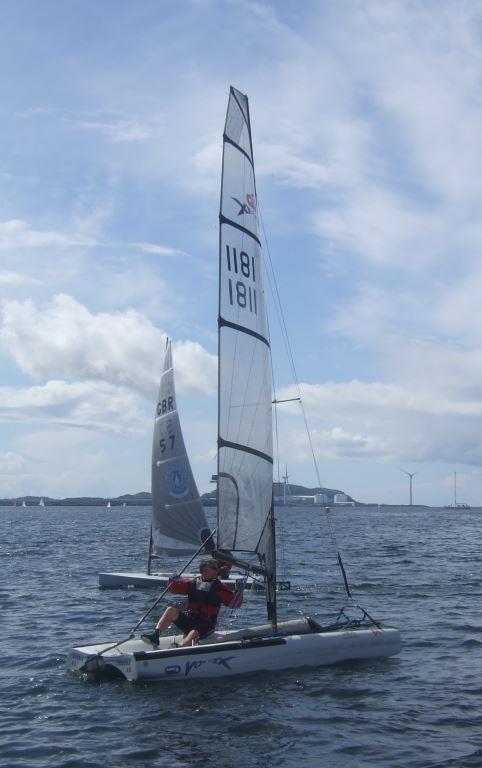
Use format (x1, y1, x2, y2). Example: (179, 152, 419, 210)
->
(67, 641, 139, 681)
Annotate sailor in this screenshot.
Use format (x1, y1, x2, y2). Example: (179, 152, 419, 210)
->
(141, 558, 241, 647)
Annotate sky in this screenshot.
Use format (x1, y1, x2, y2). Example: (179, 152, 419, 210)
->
(2, 0, 482, 506)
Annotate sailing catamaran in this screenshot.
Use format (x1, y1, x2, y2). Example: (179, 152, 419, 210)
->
(67, 87, 401, 681)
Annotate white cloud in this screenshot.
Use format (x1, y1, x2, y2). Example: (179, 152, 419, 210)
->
(8, 428, 150, 498)
(259, 142, 329, 188)
(1, 294, 164, 395)
(274, 375, 482, 470)
(0, 294, 218, 398)
(171, 340, 217, 396)
(74, 117, 157, 143)
(313, 185, 446, 266)
(0, 219, 92, 249)
(134, 242, 185, 256)
(0, 270, 42, 286)
(0, 379, 147, 434)
(0, 450, 27, 473)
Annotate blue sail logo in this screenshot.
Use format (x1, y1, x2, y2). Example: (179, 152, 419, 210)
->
(165, 464, 189, 497)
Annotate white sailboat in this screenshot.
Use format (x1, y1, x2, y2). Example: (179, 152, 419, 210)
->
(98, 338, 252, 590)
(68, 86, 400, 681)
(39, 498, 45, 507)
(446, 471, 471, 510)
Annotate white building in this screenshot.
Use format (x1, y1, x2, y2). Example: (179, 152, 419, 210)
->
(314, 493, 329, 504)
(334, 492, 355, 506)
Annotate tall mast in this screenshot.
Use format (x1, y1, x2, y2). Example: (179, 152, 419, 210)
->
(217, 86, 276, 629)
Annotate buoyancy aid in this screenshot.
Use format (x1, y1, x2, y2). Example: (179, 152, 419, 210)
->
(186, 577, 223, 621)
(168, 575, 237, 627)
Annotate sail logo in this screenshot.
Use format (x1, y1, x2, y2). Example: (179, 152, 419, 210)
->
(232, 193, 256, 215)
(165, 464, 189, 497)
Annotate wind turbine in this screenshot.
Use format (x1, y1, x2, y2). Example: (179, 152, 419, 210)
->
(402, 470, 416, 505)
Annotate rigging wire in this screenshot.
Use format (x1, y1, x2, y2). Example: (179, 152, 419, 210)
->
(272, 384, 289, 595)
(258, 206, 352, 598)
(218, 575, 256, 633)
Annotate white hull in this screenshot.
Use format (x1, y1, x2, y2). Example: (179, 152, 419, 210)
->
(67, 618, 401, 682)
(98, 570, 264, 591)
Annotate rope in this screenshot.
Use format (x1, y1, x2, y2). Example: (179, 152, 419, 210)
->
(258, 204, 352, 597)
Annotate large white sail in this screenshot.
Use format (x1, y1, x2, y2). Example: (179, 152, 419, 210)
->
(151, 339, 212, 556)
(217, 88, 274, 587)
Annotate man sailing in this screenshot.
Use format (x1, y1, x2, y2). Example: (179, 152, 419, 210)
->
(141, 558, 242, 647)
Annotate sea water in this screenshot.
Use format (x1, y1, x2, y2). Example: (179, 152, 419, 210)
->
(2, 503, 482, 767)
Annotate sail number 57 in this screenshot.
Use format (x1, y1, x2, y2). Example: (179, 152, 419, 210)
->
(159, 435, 175, 454)
(225, 245, 257, 314)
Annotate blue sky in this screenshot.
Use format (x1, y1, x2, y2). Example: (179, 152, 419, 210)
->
(1, 0, 482, 505)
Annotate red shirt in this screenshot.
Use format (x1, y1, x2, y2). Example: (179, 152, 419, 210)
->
(169, 579, 236, 615)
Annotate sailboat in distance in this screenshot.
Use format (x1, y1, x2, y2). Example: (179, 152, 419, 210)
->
(445, 471, 471, 510)
(67, 87, 401, 681)
(150, 338, 212, 556)
(98, 337, 254, 590)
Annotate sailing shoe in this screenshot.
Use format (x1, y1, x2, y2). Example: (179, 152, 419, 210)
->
(141, 630, 160, 646)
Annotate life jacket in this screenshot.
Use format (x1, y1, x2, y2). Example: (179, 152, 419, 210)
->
(186, 577, 223, 622)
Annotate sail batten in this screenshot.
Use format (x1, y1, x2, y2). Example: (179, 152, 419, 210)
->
(222, 135, 254, 165)
(219, 317, 270, 347)
(219, 215, 262, 245)
(218, 438, 273, 464)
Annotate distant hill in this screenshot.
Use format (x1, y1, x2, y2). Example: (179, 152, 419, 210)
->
(273, 482, 350, 500)
(0, 484, 356, 506)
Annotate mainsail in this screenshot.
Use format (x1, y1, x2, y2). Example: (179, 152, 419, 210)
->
(217, 87, 276, 620)
(151, 339, 212, 557)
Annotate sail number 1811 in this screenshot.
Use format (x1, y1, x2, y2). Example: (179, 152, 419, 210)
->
(225, 245, 257, 315)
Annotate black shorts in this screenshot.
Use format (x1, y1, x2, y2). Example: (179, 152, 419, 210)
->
(173, 610, 214, 638)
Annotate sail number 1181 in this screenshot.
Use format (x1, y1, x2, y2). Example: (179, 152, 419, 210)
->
(225, 245, 257, 315)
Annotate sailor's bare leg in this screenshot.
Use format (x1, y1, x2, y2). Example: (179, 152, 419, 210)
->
(180, 629, 200, 647)
(154, 606, 180, 633)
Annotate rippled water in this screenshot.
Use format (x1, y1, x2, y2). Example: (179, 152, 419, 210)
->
(2, 503, 482, 767)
